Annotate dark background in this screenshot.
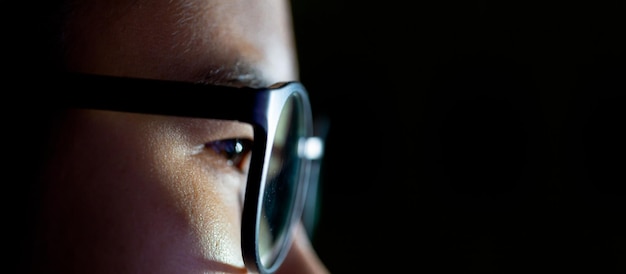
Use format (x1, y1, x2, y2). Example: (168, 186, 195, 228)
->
(291, 1, 626, 273)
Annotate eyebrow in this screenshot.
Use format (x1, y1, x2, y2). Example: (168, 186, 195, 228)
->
(192, 61, 270, 89)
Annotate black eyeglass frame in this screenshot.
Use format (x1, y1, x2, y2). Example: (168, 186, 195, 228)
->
(55, 72, 314, 274)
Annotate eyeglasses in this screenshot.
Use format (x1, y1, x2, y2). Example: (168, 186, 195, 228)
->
(56, 72, 321, 274)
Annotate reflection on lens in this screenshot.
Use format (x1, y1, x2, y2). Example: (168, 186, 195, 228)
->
(258, 94, 305, 269)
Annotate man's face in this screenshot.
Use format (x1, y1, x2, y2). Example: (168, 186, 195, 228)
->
(40, 0, 315, 273)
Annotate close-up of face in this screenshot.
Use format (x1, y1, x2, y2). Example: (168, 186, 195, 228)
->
(32, 0, 328, 273)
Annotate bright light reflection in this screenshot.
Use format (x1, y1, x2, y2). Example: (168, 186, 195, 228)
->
(302, 137, 323, 160)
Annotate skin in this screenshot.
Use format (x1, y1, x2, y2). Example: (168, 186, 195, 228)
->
(36, 0, 330, 273)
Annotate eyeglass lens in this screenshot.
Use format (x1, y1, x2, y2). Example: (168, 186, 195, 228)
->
(257, 94, 306, 270)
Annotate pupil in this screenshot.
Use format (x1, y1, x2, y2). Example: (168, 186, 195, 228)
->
(225, 139, 244, 166)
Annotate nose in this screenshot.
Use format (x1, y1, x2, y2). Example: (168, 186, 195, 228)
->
(275, 222, 330, 274)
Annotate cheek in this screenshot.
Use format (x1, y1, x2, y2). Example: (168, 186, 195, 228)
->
(151, 135, 245, 265)
(131, 115, 247, 267)
(41, 111, 245, 271)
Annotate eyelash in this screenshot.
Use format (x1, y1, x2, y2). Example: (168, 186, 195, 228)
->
(204, 138, 253, 171)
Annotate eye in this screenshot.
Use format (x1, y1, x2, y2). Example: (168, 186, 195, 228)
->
(204, 138, 253, 171)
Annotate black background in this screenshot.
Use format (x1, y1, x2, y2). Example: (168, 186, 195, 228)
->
(291, 1, 626, 273)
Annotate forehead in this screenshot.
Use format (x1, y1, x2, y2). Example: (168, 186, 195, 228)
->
(64, 0, 297, 87)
